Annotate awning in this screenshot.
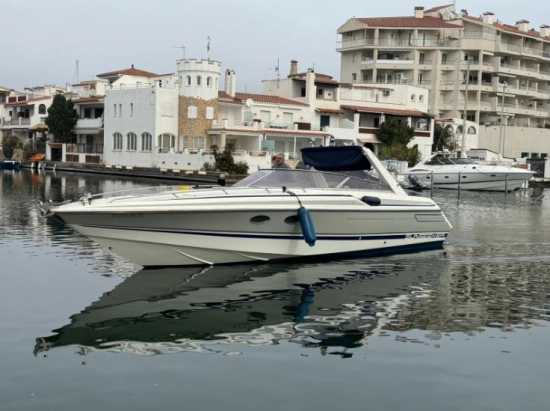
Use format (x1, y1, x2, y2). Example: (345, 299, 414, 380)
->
(356, 136, 380, 143)
(315, 108, 344, 114)
(75, 129, 100, 134)
(29, 153, 46, 161)
(29, 122, 48, 130)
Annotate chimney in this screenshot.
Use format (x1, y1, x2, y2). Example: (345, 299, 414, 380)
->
(224, 69, 236, 97)
(541, 24, 550, 37)
(290, 60, 298, 76)
(516, 19, 530, 32)
(461, 9, 468, 16)
(414, 6, 424, 19)
(482, 12, 494, 25)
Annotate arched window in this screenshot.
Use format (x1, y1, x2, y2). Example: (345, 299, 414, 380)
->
(157, 133, 176, 152)
(113, 133, 123, 150)
(197, 76, 201, 86)
(119, 103, 122, 117)
(113, 104, 117, 117)
(456, 125, 464, 134)
(207, 76, 212, 87)
(130, 103, 134, 117)
(467, 126, 477, 134)
(141, 132, 152, 151)
(186, 76, 191, 86)
(126, 132, 137, 150)
(38, 104, 46, 114)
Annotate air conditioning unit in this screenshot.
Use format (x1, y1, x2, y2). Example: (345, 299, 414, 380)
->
(383, 89, 391, 97)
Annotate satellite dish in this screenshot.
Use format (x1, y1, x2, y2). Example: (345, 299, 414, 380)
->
(245, 98, 254, 108)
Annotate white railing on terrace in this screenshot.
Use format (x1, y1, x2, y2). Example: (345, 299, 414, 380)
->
(376, 59, 414, 65)
(463, 31, 497, 41)
(338, 37, 460, 49)
(499, 43, 521, 53)
(108, 82, 177, 90)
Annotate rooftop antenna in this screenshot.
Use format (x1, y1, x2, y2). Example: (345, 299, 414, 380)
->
(269, 58, 280, 88)
(207, 36, 211, 61)
(171, 45, 185, 59)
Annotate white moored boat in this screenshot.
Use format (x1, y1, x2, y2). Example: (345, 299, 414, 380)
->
(41, 146, 452, 267)
(401, 152, 534, 192)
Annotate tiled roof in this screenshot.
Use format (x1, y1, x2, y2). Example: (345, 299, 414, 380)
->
(315, 108, 344, 114)
(289, 72, 339, 85)
(217, 91, 308, 107)
(341, 105, 431, 118)
(425, 4, 454, 13)
(463, 15, 543, 39)
(354, 16, 461, 29)
(97, 67, 158, 78)
(4, 96, 50, 106)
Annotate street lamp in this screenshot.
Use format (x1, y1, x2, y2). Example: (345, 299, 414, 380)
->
(499, 81, 507, 156)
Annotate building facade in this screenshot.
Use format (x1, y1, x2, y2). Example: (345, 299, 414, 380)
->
(337, 4, 550, 159)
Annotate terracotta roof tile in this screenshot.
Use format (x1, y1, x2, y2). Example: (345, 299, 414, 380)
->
(354, 16, 461, 29)
(97, 67, 158, 78)
(217, 91, 308, 107)
(5, 96, 50, 106)
(341, 105, 431, 118)
(289, 72, 339, 85)
(425, 4, 454, 13)
(463, 15, 542, 39)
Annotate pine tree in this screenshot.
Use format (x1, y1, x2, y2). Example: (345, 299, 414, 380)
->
(45, 94, 78, 143)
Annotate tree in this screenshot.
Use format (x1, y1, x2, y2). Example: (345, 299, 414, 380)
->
(206, 143, 249, 174)
(375, 118, 421, 165)
(45, 94, 78, 143)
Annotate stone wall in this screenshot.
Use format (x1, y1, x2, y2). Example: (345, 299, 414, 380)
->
(178, 96, 218, 149)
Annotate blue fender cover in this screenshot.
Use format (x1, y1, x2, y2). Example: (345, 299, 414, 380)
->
(298, 206, 316, 247)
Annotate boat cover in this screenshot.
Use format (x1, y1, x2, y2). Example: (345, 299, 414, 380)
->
(301, 146, 372, 171)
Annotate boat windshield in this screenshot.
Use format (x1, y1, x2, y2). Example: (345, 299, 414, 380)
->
(233, 169, 393, 191)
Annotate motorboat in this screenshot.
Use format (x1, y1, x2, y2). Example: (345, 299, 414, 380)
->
(40, 146, 452, 267)
(400, 152, 534, 192)
(0, 159, 21, 170)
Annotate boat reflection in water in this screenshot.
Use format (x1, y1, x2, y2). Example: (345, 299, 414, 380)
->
(35, 257, 439, 358)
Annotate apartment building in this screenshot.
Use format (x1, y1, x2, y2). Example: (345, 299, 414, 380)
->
(337, 4, 550, 159)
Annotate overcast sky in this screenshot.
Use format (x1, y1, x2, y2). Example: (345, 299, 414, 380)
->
(2, 0, 544, 93)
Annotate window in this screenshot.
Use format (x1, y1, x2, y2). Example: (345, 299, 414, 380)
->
(188, 105, 197, 119)
(84, 108, 91, 118)
(38, 104, 46, 114)
(352, 53, 358, 62)
(179, 135, 189, 150)
(194, 135, 205, 150)
(467, 126, 477, 134)
(411, 94, 416, 101)
(127, 132, 137, 150)
(119, 103, 122, 117)
(318, 88, 324, 96)
(207, 76, 212, 87)
(442, 53, 447, 64)
(130, 103, 134, 117)
(363, 72, 369, 81)
(113, 133, 123, 150)
(419, 95, 424, 102)
(157, 133, 176, 152)
(541, 153, 548, 159)
(206, 106, 214, 120)
(521, 152, 529, 158)
(301, 87, 306, 97)
(197, 76, 201, 86)
(352, 73, 357, 81)
(141, 132, 152, 151)
(113, 104, 117, 117)
(186, 76, 191, 86)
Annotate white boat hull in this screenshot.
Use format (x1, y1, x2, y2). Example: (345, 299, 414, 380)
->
(73, 223, 448, 267)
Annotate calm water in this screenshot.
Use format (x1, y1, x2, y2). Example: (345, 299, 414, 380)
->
(1, 169, 550, 411)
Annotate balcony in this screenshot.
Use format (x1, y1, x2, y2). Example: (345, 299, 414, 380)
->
(75, 118, 102, 129)
(497, 42, 522, 55)
(375, 58, 414, 69)
(336, 37, 461, 51)
(418, 60, 433, 70)
(1, 117, 31, 128)
(66, 143, 104, 154)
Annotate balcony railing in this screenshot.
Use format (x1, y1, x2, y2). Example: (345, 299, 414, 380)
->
(337, 37, 460, 50)
(66, 143, 104, 154)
